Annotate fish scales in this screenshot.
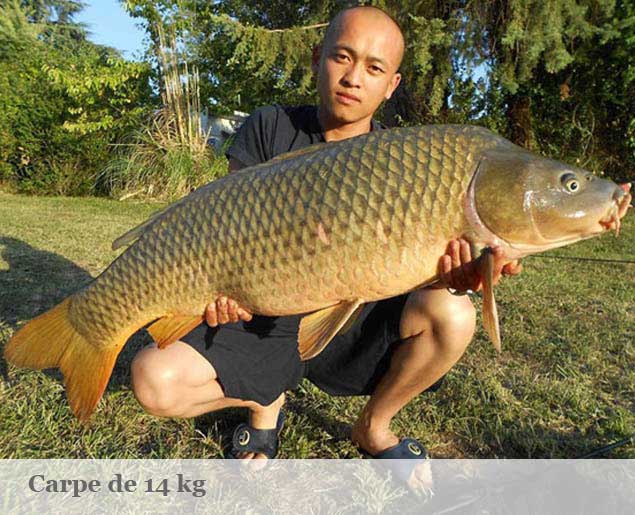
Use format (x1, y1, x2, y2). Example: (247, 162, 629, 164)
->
(70, 125, 502, 344)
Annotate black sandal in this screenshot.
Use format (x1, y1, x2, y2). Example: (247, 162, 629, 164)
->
(229, 410, 286, 459)
(360, 438, 429, 484)
(369, 438, 428, 460)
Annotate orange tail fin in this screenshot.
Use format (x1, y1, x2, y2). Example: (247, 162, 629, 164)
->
(4, 298, 123, 421)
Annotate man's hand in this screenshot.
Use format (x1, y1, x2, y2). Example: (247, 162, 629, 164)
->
(437, 239, 522, 292)
(205, 296, 253, 326)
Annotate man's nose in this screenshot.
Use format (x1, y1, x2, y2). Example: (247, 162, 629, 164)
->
(341, 63, 362, 87)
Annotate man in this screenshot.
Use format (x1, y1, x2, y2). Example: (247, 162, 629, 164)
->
(130, 5, 520, 475)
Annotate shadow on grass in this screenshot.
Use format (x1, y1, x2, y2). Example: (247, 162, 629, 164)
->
(0, 236, 147, 392)
(0, 236, 93, 327)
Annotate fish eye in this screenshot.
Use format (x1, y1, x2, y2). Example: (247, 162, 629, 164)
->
(560, 173, 580, 193)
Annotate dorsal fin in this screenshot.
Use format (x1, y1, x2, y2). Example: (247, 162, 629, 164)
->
(112, 207, 166, 250)
(112, 142, 331, 251)
(111, 196, 188, 250)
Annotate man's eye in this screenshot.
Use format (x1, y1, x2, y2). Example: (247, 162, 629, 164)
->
(335, 54, 349, 61)
(369, 65, 384, 73)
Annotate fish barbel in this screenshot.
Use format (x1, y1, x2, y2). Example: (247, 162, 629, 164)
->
(4, 125, 631, 420)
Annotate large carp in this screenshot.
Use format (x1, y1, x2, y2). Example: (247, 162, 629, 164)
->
(4, 125, 631, 421)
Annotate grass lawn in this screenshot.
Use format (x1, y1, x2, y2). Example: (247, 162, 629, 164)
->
(0, 191, 634, 458)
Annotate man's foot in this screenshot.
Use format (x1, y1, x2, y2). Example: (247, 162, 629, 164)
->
(231, 393, 285, 462)
(351, 418, 433, 493)
(351, 418, 399, 456)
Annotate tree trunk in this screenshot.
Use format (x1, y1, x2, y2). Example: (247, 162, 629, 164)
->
(506, 92, 535, 149)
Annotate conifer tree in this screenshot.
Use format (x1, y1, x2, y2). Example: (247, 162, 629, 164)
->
(465, 0, 615, 148)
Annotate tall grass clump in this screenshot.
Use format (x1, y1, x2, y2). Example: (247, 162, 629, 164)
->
(99, 27, 227, 201)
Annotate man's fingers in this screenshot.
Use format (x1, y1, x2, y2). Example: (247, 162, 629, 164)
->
(436, 254, 452, 287)
(459, 239, 471, 266)
(217, 296, 229, 324)
(227, 299, 239, 323)
(438, 239, 522, 292)
(438, 240, 478, 291)
(459, 239, 480, 291)
(206, 296, 252, 326)
(449, 240, 468, 290)
(441, 254, 452, 275)
(450, 240, 461, 269)
(438, 239, 521, 291)
(238, 309, 253, 322)
(502, 260, 523, 276)
(205, 303, 218, 327)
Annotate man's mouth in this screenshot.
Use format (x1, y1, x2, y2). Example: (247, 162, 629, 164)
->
(335, 92, 361, 104)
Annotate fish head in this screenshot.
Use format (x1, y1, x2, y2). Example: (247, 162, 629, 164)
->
(472, 148, 632, 256)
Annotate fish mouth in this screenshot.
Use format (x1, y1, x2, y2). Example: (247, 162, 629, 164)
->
(598, 184, 632, 237)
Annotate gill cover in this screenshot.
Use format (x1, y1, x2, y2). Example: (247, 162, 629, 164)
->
(473, 147, 617, 246)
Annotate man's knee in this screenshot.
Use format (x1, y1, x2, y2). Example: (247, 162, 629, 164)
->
(402, 288, 476, 351)
(131, 347, 182, 416)
(131, 342, 222, 417)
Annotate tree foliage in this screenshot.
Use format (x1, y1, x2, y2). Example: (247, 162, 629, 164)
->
(43, 52, 151, 135)
(0, 0, 153, 194)
(527, 0, 635, 180)
(124, 0, 331, 111)
(17, 0, 85, 23)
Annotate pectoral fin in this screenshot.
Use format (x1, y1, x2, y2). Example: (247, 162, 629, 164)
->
(147, 315, 204, 349)
(298, 300, 363, 361)
(480, 249, 501, 353)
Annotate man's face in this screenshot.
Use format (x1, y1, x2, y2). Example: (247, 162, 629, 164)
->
(314, 9, 403, 126)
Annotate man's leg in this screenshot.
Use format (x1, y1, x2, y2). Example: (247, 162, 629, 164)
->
(131, 341, 285, 460)
(351, 287, 476, 454)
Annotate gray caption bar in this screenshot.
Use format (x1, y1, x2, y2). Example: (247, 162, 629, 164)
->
(2, 459, 634, 514)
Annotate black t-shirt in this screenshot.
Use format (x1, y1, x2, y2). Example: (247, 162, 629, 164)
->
(226, 105, 385, 166)
(224, 105, 385, 335)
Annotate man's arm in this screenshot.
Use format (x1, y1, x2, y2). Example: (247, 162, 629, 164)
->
(228, 157, 245, 173)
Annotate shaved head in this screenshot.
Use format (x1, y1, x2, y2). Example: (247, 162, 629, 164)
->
(313, 4, 404, 138)
(323, 6, 405, 71)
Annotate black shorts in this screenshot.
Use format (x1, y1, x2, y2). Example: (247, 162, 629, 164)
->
(182, 294, 443, 406)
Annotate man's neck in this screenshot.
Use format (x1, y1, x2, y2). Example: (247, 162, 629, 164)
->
(318, 107, 373, 142)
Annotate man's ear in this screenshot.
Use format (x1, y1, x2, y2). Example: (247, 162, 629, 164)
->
(311, 45, 322, 74)
(384, 73, 402, 100)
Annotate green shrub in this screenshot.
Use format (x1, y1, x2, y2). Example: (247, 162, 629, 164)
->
(0, 0, 153, 196)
